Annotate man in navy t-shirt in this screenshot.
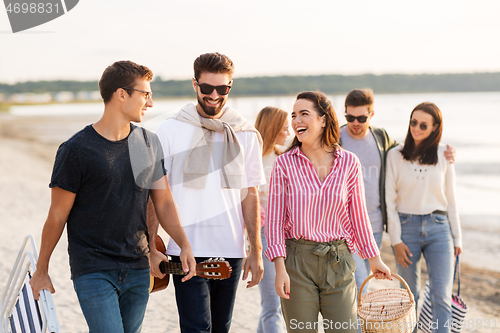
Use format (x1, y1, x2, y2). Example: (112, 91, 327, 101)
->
(30, 61, 195, 333)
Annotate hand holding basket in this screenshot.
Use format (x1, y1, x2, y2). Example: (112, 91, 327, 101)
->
(357, 273, 416, 333)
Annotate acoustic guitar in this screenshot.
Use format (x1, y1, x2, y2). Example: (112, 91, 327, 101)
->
(149, 235, 233, 293)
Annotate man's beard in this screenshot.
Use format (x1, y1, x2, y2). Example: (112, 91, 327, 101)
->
(198, 95, 226, 116)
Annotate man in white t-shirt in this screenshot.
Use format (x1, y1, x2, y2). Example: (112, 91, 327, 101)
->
(148, 52, 266, 333)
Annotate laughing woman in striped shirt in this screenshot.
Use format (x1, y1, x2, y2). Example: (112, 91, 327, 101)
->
(264, 91, 392, 333)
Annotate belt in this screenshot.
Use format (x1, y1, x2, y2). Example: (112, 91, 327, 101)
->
(310, 241, 348, 288)
(432, 210, 448, 215)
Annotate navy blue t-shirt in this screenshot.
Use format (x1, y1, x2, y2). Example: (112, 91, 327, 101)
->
(50, 124, 166, 279)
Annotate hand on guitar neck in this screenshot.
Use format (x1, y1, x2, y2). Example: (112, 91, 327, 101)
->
(150, 235, 233, 293)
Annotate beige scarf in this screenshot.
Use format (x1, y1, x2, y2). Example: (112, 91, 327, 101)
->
(172, 103, 262, 189)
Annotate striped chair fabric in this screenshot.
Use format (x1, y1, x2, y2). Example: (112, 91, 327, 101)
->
(9, 275, 43, 333)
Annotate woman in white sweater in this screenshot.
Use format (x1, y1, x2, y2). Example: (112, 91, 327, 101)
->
(386, 102, 462, 333)
(255, 106, 289, 333)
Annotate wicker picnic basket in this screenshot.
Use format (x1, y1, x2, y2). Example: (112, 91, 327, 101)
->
(357, 273, 416, 333)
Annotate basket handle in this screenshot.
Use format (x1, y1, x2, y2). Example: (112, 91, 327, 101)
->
(357, 272, 414, 306)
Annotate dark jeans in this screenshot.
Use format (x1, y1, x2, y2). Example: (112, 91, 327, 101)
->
(170, 256, 243, 333)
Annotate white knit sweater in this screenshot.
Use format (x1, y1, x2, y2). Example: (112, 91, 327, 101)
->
(385, 144, 462, 247)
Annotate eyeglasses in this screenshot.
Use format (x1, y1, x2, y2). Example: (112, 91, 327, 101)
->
(195, 79, 232, 95)
(121, 87, 153, 100)
(345, 112, 371, 123)
(410, 119, 429, 131)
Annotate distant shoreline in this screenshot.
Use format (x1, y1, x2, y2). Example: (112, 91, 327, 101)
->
(2, 72, 500, 101)
(2, 90, 500, 111)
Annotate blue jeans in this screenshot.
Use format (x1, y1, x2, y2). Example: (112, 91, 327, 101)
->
(73, 269, 150, 333)
(258, 229, 285, 333)
(394, 213, 454, 333)
(353, 231, 383, 296)
(170, 256, 243, 333)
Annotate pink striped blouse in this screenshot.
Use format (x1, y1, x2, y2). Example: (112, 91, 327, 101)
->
(264, 146, 380, 261)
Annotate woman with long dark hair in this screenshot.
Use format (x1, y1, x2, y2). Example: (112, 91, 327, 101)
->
(386, 102, 462, 333)
(255, 106, 289, 333)
(265, 91, 391, 332)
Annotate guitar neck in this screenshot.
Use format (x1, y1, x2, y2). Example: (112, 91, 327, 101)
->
(159, 262, 187, 276)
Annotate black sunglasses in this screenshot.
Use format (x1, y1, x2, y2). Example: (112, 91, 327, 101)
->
(121, 87, 153, 99)
(410, 119, 429, 131)
(195, 79, 232, 95)
(345, 112, 371, 123)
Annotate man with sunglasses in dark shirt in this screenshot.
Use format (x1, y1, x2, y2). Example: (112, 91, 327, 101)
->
(339, 89, 455, 305)
(148, 52, 265, 333)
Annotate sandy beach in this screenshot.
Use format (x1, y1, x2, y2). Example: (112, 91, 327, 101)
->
(1, 112, 499, 333)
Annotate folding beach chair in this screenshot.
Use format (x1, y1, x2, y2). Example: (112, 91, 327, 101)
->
(0, 235, 60, 333)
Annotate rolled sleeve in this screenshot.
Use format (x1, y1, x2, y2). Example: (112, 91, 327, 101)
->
(49, 142, 81, 194)
(242, 132, 266, 188)
(264, 244, 287, 262)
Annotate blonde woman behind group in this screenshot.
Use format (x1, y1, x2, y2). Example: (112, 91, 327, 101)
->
(255, 106, 289, 333)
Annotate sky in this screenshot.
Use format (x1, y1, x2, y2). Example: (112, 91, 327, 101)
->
(1, 0, 500, 84)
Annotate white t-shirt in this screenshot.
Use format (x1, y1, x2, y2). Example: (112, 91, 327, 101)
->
(156, 113, 266, 258)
